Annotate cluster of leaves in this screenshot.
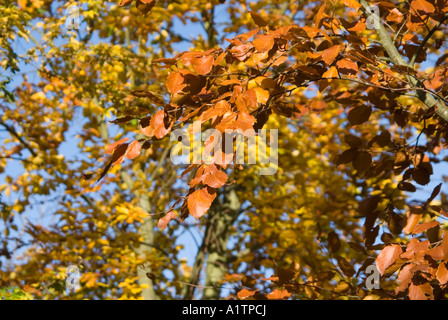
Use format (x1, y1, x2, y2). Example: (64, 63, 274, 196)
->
(102, 0, 448, 299)
(2, 0, 448, 300)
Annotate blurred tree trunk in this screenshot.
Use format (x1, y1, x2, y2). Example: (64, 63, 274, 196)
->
(183, 185, 241, 299)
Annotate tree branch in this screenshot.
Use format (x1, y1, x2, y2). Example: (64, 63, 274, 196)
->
(359, 0, 448, 123)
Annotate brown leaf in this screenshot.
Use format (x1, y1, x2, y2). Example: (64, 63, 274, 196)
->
(119, 0, 134, 6)
(136, 0, 156, 14)
(187, 187, 216, 219)
(249, 11, 268, 27)
(328, 231, 341, 253)
(441, 232, 448, 260)
(348, 105, 372, 126)
(353, 151, 372, 173)
(130, 90, 163, 105)
(426, 183, 442, 204)
(335, 148, 357, 165)
(111, 143, 129, 165)
(376, 244, 402, 275)
(398, 182, 416, 193)
(336, 256, 356, 277)
(412, 165, 431, 185)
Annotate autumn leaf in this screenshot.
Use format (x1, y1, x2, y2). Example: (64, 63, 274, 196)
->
(267, 288, 291, 300)
(436, 262, 448, 285)
(253, 87, 270, 104)
(387, 8, 404, 23)
(166, 72, 186, 95)
(157, 211, 177, 230)
(106, 137, 129, 154)
(314, 1, 326, 28)
(187, 187, 217, 219)
(253, 34, 275, 53)
(119, 0, 134, 6)
(203, 166, 228, 188)
(191, 55, 214, 75)
(411, 221, 440, 235)
(403, 212, 422, 235)
(125, 140, 142, 160)
(322, 45, 341, 65)
(249, 11, 268, 27)
(409, 282, 433, 300)
(336, 58, 358, 75)
(322, 66, 338, 79)
(376, 244, 402, 275)
(342, 0, 362, 10)
(411, 0, 435, 13)
(237, 288, 258, 300)
(348, 105, 372, 126)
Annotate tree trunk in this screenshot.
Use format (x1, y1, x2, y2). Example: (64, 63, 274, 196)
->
(202, 187, 240, 299)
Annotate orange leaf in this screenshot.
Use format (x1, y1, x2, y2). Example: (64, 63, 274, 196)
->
(253, 87, 270, 104)
(119, 0, 134, 6)
(237, 288, 258, 300)
(314, 2, 326, 28)
(441, 232, 448, 260)
(437, 262, 448, 285)
(253, 34, 274, 53)
(267, 288, 291, 300)
(376, 244, 402, 275)
(125, 140, 142, 160)
(322, 66, 338, 79)
(192, 55, 214, 75)
(302, 26, 320, 39)
(336, 58, 358, 75)
(203, 166, 228, 188)
(409, 282, 434, 300)
(105, 137, 129, 154)
(187, 187, 216, 219)
(322, 45, 341, 65)
(311, 100, 327, 112)
(166, 72, 185, 95)
(140, 110, 172, 139)
(342, 0, 362, 10)
(403, 212, 422, 235)
(411, 0, 435, 13)
(412, 221, 440, 234)
(157, 211, 177, 230)
(387, 8, 404, 23)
